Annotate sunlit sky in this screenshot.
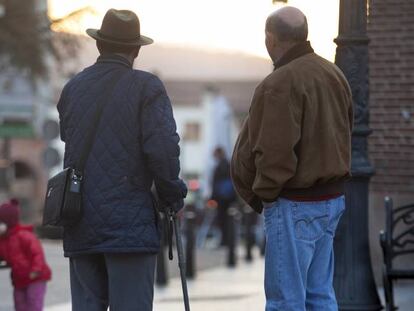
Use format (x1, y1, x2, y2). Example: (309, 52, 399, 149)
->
(49, 0, 339, 61)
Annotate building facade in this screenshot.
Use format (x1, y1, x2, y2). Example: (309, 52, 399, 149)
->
(368, 0, 414, 279)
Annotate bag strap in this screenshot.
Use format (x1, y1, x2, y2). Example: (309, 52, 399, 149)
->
(75, 69, 128, 174)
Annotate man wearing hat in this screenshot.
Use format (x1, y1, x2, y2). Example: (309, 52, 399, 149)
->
(57, 9, 187, 310)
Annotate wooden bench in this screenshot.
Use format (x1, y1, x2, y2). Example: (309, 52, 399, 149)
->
(379, 197, 414, 311)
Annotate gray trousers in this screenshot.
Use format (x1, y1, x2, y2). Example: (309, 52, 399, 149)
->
(69, 253, 157, 311)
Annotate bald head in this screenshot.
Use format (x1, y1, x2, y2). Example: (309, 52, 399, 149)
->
(266, 6, 308, 43)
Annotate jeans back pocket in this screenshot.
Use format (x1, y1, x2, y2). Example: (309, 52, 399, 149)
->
(291, 201, 329, 242)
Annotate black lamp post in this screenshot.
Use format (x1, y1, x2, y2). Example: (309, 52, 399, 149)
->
(333, 1, 382, 310)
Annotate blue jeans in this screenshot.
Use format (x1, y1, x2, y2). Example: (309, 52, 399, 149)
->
(263, 196, 345, 311)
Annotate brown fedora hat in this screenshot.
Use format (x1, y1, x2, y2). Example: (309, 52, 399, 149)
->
(86, 9, 153, 46)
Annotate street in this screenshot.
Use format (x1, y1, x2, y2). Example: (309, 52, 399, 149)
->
(0, 239, 226, 311)
(1, 240, 414, 311)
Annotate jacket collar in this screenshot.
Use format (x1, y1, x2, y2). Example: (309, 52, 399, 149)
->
(96, 54, 133, 68)
(273, 41, 314, 70)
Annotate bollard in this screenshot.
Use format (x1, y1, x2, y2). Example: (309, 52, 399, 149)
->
(259, 213, 266, 257)
(260, 236, 266, 257)
(244, 207, 255, 262)
(184, 205, 197, 279)
(156, 213, 168, 286)
(227, 206, 238, 267)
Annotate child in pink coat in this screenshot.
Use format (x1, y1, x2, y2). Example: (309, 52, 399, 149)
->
(0, 199, 51, 311)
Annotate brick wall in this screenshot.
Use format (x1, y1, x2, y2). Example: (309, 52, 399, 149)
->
(368, 0, 414, 193)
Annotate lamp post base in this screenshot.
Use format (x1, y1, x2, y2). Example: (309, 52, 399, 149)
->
(334, 178, 382, 311)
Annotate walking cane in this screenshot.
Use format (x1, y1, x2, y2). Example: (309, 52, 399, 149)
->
(168, 207, 191, 311)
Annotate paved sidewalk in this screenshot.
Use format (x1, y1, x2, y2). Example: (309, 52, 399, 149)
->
(0, 240, 227, 311)
(2, 243, 414, 311)
(46, 258, 266, 311)
(45, 256, 414, 311)
(154, 258, 266, 311)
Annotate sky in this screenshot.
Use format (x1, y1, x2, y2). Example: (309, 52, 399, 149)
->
(48, 0, 340, 61)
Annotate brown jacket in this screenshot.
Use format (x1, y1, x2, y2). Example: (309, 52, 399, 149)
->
(231, 42, 353, 213)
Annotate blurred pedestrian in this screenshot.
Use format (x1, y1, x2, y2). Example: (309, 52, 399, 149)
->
(231, 6, 353, 311)
(0, 199, 52, 311)
(211, 147, 236, 246)
(57, 9, 187, 311)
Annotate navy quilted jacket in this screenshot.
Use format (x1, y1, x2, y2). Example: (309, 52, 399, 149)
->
(57, 54, 187, 257)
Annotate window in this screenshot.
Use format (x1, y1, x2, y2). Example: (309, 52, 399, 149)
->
(183, 122, 200, 142)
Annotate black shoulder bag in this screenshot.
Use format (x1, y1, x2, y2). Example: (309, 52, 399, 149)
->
(43, 69, 127, 227)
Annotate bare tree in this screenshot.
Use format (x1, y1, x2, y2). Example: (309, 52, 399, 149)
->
(0, 0, 93, 78)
